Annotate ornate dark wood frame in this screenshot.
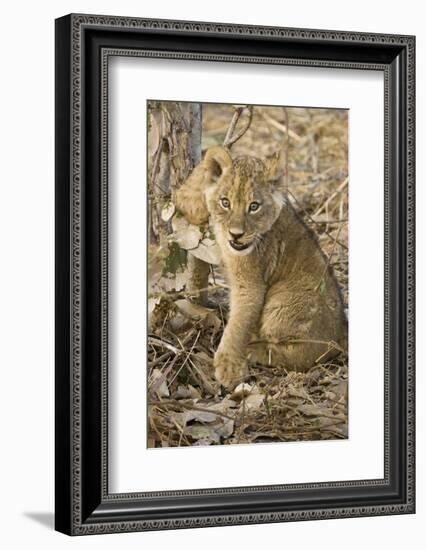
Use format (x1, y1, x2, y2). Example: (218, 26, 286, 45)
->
(55, 13, 415, 536)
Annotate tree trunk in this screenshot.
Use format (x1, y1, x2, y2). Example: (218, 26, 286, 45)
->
(148, 101, 210, 304)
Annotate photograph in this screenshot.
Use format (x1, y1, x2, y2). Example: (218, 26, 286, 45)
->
(147, 101, 349, 448)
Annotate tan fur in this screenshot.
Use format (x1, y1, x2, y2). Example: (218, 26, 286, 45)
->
(177, 147, 347, 388)
(174, 147, 233, 226)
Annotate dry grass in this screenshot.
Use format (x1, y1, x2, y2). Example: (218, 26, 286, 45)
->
(148, 104, 348, 448)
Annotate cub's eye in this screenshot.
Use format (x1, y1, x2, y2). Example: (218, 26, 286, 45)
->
(220, 197, 231, 209)
(249, 201, 261, 213)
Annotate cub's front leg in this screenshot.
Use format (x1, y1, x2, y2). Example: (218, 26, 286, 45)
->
(214, 275, 265, 389)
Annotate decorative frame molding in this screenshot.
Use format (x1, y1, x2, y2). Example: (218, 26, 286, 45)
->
(55, 13, 415, 535)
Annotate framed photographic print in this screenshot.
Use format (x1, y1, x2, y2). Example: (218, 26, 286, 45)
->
(55, 14, 415, 535)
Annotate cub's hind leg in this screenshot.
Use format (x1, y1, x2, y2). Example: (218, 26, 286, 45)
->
(249, 288, 340, 371)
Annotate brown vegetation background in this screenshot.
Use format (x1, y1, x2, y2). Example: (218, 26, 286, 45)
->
(148, 103, 348, 448)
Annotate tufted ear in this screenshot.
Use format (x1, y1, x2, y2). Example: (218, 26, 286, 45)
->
(263, 151, 285, 182)
(264, 151, 288, 208)
(203, 146, 233, 184)
(174, 147, 232, 225)
(264, 150, 286, 188)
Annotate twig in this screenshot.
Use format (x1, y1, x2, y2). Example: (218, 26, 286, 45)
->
(287, 338, 344, 354)
(148, 332, 195, 394)
(150, 400, 235, 421)
(259, 109, 303, 142)
(168, 330, 202, 386)
(170, 415, 191, 446)
(148, 409, 167, 445)
(223, 106, 243, 145)
(249, 337, 345, 355)
(223, 105, 254, 148)
(148, 282, 229, 301)
(148, 335, 181, 355)
(313, 177, 348, 218)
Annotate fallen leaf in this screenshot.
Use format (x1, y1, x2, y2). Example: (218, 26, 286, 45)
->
(184, 424, 220, 443)
(148, 297, 161, 326)
(168, 312, 189, 332)
(175, 299, 214, 320)
(161, 274, 178, 292)
(182, 409, 218, 423)
(161, 201, 176, 222)
(184, 418, 235, 444)
(215, 418, 234, 438)
(174, 269, 189, 292)
(189, 240, 222, 265)
(188, 385, 202, 399)
(173, 385, 202, 400)
(150, 368, 170, 398)
(298, 404, 323, 416)
(241, 393, 265, 411)
(208, 397, 238, 414)
(287, 384, 310, 400)
(171, 216, 203, 250)
(193, 438, 214, 446)
(148, 246, 166, 294)
(181, 398, 237, 425)
(299, 404, 346, 421)
(231, 384, 265, 411)
(173, 386, 191, 400)
(231, 383, 253, 400)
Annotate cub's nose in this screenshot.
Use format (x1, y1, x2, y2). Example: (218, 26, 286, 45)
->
(229, 229, 245, 241)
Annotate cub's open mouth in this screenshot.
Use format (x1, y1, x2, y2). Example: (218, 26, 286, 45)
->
(229, 240, 252, 251)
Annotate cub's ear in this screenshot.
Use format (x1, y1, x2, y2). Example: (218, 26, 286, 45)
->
(174, 147, 232, 226)
(264, 150, 286, 186)
(203, 147, 233, 184)
(264, 150, 288, 206)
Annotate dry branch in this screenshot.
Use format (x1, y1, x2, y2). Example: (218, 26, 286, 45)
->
(223, 105, 254, 148)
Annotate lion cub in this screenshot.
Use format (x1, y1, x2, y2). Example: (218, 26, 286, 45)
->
(176, 147, 347, 389)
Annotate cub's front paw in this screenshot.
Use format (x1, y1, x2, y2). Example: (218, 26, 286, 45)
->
(213, 350, 248, 390)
